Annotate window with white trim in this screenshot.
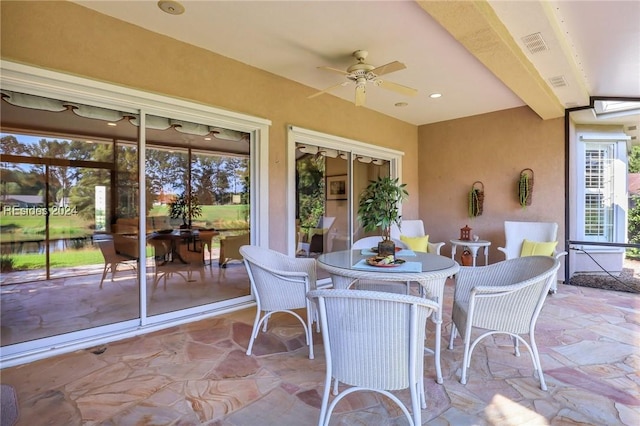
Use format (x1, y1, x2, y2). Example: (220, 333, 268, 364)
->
(583, 143, 615, 241)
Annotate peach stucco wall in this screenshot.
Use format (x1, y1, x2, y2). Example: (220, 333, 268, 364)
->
(0, 1, 418, 252)
(418, 106, 565, 265)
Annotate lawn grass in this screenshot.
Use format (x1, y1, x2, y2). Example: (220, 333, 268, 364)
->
(6, 248, 104, 270)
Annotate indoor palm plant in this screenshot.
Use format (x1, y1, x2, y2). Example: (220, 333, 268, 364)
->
(357, 176, 408, 255)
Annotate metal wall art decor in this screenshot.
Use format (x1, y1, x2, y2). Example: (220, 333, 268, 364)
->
(468, 181, 484, 217)
(518, 168, 534, 207)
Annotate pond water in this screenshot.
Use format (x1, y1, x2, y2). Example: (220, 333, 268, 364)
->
(0, 237, 94, 255)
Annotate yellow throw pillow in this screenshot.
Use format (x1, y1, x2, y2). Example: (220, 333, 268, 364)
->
(400, 235, 429, 252)
(520, 239, 557, 257)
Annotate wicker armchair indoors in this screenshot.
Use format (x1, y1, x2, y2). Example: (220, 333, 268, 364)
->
(96, 238, 138, 288)
(219, 233, 250, 267)
(448, 256, 561, 390)
(307, 289, 439, 426)
(240, 245, 318, 359)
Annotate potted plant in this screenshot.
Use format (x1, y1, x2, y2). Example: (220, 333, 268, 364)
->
(168, 191, 202, 229)
(357, 176, 408, 256)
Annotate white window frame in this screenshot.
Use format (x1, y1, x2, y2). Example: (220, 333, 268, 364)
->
(575, 132, 629, 251)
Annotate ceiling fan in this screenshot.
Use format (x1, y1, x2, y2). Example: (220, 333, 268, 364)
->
(308, 50, 418, 107)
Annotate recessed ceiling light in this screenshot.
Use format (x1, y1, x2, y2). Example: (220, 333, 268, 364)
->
(395, 102, 408, 107)
(204, 137, 212, 141)
(429, 93, 442, 99)
(107, 122, 117, 127)
(158, 1, 185, 15)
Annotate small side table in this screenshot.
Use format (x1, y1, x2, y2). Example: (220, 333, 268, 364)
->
(450, 239, 491, 267)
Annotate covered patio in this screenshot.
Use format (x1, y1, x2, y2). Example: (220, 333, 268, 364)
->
(2, 280, 638, 425)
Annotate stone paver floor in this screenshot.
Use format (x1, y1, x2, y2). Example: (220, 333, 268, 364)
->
(1, 281, 639, 425)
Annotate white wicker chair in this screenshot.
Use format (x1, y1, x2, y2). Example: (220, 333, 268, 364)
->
(240, 245, 318, 359)
(390, 219, 445, 254)
(497, 220, 567, 293)
(307, 289, 439, 426)
(448, 256, 561, 390)
(351, 236, 409, 294)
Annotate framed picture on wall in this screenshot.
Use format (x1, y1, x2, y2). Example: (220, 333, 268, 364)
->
(326, 175, 348, 200)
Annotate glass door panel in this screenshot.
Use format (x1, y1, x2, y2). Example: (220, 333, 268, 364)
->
(295, 144, 344, 257)
(0, 161, 47, 282)
(351, 156, 390, 241)
(144, 120, 251, 317)
(1, 102, 140, 345)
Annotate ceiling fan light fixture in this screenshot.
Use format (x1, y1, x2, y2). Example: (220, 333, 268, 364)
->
(310, 49, 417, 107)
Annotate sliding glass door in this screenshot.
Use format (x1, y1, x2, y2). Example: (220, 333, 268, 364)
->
(290, 127, 402, 284)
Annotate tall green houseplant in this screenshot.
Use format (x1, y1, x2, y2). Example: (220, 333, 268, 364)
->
(357, 176, 408, 242)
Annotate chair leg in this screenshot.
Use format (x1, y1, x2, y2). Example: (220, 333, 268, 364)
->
(411, 381, 422, 426)
(99, 265, 110, 289)
(460, 326, 473, 385)
(434, 319, 443, 384)
(529, 332, 547, 391)
(448, 323, 457, 350)
(246, 309, 263, 356)
(306, 303, 314, 360)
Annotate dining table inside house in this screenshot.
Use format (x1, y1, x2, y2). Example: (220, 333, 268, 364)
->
(316, 249, 460, 384)
(148, 229, 200, 264)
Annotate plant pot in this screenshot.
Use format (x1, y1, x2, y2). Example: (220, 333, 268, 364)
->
(461, 249, 473, 266)
(378, 239, 396, 258)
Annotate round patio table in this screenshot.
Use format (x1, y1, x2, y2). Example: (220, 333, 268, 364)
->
(149, 229, 199, 264)
(316, 249, 460, 384)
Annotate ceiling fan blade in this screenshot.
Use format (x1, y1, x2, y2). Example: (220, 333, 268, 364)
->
(371, 61, 406, 76)
(355, 85, 366, 107)
(308, 82, 348, 99)
(377, 79, 418, 97)
(317, 66, 349, 75)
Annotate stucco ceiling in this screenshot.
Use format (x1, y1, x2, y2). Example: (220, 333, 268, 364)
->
(70, 0, 640, 135)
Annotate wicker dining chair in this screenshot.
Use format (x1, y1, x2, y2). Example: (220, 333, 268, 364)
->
(96, 238, 138, 288)
(448, 256, 561, 390)
(307, 289, 439, 426)
(240, 245, 318, 359)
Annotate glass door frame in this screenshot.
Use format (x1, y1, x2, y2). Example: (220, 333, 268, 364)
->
(286, 126, 404, 285)
(0, 60, 271, 367)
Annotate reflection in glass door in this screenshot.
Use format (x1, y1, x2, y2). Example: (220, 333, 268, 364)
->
(0, 160, 47, 281)
(295, 144, 349, 258)
(143, 123, 251, 317)
(352, 157, 390, 241)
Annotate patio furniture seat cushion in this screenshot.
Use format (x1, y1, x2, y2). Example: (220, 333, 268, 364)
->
(520, 239, 558, 257)
(390, 220, 444, 255)
(400, 234, 429, 252)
